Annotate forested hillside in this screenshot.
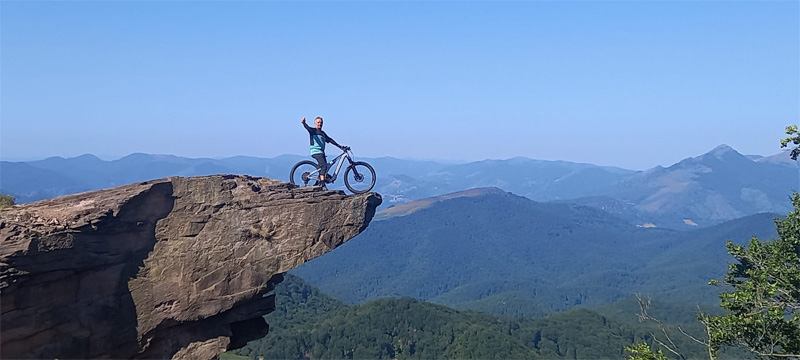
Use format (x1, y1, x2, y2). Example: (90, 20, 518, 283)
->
(293, 189, 779, 317)
(230, 275, 717, 359)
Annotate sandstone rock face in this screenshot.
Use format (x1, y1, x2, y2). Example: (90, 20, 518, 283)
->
(0, 175, 381, 359)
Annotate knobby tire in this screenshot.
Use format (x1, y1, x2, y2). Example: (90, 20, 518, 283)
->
(344, 161, 376, 194)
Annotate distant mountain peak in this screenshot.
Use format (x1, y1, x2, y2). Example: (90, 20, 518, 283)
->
(708, 144, 737, 157)
(702, 144, 751, 164)
(673, 144, 747, 167)
(74, 154, 101, 161)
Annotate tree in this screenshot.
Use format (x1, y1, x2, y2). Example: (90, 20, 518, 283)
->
(0, 194, 15, 209)
(780, 125, 800, 160)
(698, 191, 800, 358)
(626, 342, 670, 360)
(630, 194, 800, 360)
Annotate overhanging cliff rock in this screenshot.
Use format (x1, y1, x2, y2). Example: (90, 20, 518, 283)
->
(0, 175, 381, 359)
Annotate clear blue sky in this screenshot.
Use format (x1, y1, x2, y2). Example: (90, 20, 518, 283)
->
(1, 1, 798, 170)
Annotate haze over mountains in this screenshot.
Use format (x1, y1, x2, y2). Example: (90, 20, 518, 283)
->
(2, 144, 796, 229)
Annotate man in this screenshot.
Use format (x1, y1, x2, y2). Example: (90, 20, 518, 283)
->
(301, 117, 347, 187)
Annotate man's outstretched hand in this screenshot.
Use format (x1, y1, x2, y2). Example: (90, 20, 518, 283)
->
(301, 117, 306, 124)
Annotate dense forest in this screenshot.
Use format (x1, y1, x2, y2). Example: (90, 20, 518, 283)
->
(228, 275, 726, 359)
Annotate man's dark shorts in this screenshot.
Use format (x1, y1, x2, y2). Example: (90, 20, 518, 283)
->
(312, 153, 328, 178)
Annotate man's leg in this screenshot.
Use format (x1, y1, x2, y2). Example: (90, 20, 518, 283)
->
(312, 154, 328, 186)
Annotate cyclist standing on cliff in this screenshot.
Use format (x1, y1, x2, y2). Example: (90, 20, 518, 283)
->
(301, 117, 347, 187)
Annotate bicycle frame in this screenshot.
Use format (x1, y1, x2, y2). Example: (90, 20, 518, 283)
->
(310, 149, 353, 184)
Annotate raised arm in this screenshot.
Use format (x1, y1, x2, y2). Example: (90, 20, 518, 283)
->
(301, 117, 313, 131)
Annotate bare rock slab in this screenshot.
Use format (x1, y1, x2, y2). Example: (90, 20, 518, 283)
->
(0, 175, 381, 359)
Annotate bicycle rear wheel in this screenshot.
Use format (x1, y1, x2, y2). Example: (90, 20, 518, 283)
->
(290, 160, 321, 187)
(344, 161, 376, 194)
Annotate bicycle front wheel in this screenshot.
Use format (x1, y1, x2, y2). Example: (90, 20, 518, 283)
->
(344, 161, 376, 194)
(290, 160, 321, 187)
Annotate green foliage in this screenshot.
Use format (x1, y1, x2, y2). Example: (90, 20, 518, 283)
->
(0, 193, 15, 209)
(217, 352, 250, 360)
(232, 275, 713, 360)
(700, 192, 800, 358)
(780, 125, 800, 160)
(626, 343, 670, 360)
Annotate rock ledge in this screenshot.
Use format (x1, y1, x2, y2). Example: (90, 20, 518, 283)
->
(0, 175, 381, 359)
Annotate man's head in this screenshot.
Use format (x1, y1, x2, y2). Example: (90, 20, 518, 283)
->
(314, 117, 323, 129)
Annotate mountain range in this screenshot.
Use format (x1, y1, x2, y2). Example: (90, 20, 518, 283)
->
(292, 187, 780, 318)
(2, 145, 794, 358)
(1, 144, 797, 228)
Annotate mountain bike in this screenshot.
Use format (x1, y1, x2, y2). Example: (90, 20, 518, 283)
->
(290, 146, 376, 194)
